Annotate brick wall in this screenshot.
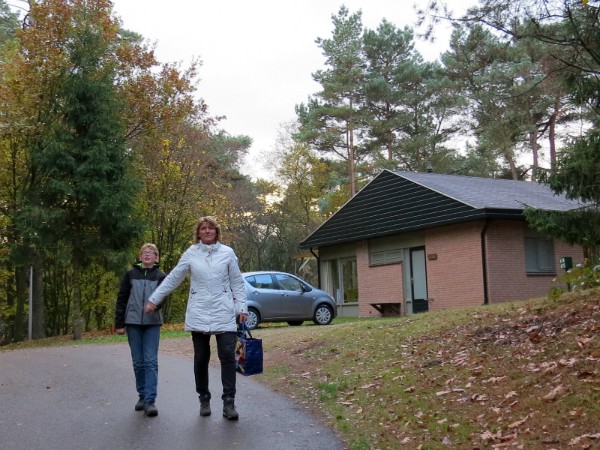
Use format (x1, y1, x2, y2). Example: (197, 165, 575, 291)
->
(356, 241, 404, 317)
(485, 220, 585, 303)
(425, 222, 486, 311)
(348, 219, 584, 317)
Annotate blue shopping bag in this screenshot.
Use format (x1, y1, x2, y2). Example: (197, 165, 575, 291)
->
(235, 322, 263, 376)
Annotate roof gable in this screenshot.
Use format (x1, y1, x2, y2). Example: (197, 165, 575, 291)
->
(301, 170, 583, 249)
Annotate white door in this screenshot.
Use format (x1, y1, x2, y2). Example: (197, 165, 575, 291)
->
(410, 247, 428, 313)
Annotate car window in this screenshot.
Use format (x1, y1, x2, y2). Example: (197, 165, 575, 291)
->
(245, 276, 257, 288)
(245, 274, 275, 289)
(275, 274, 303, 291)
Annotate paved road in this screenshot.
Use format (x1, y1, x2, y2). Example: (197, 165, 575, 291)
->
(0, 344, 345, 450)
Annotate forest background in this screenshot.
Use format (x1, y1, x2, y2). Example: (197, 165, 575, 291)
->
(1, 0, 599, 344)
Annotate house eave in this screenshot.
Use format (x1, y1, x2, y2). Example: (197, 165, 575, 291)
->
(299, 208, 524, 249)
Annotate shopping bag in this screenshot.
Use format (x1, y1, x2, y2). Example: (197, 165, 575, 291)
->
(235, 322, 263, 376)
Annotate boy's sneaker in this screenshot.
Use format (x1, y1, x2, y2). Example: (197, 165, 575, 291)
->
(135, 397, 145, 411)
(144, 403, 158, 417)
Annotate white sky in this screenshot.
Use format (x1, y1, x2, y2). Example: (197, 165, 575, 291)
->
(111, 1, 475, 179)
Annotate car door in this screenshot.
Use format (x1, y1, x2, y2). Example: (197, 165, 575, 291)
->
(245, 273, 282, 319)
(274, 273, 312, 319)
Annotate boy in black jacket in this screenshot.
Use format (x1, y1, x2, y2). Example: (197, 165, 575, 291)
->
(115, 243, 166, 417)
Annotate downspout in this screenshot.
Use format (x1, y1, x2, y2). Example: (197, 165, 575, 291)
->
(480, 220, 490, 305)
(310, 247, 321, 288)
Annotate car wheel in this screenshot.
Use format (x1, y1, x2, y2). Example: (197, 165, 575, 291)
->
(287, 321, 303, 326)
(246, 308, 260, 330)
(313, 304, 333, 326)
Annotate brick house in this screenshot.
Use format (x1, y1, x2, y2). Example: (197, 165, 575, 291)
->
(300, 170, 585, 317)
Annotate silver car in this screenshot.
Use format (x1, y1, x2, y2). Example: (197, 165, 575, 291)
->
(242, 271, 337, 330)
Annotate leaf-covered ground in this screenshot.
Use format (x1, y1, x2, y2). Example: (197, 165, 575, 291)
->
(163, 289, 600, 449)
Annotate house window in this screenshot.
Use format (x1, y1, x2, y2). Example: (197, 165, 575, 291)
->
(321, 258, 358, 304)
(341, 258, 358, 302)
(369, 236, 403, 266)
(524, 236, 555, 273)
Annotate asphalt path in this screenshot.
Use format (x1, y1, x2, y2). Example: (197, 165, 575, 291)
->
(0, 343, 345, 450)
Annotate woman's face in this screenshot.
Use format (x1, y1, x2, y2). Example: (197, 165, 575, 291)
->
(198, 222, 217, 245)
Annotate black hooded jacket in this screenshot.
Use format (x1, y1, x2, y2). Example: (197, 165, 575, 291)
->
(115, 262, 167, 329)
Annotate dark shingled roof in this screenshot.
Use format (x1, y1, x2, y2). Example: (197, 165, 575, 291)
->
(400, 171, 580, 211)
(300, 170, 584, 249)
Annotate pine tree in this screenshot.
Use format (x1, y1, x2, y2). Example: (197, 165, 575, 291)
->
(17, 0, 143, 339)
(296, 6, 367, 198)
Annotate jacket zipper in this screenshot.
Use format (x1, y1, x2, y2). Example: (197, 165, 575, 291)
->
(141, 268, 148, 325)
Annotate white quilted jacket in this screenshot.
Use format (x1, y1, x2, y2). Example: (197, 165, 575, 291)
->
(148, 242, 247, 333)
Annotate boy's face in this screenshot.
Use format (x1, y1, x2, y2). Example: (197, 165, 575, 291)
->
(140, 248, 158, 267)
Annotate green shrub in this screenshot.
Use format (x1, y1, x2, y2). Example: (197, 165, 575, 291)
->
(550, 262, 600, 300)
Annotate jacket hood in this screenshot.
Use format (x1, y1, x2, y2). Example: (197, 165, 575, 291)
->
(133, 261, 161, 269)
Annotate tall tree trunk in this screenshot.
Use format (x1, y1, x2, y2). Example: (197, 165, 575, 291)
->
(530, 131, 539, 182)
(94, 306, 107, 331)
(4, 265, 15, 342)
(71, 260, 83, 340)
(14, 266, 28, 342)
(347, 115, 356, 197)
(31, 261, 45, 340)
(386, 104, 393, 160)
(163, 297, 173, 323)
(348, 135, 356, 197)
(504, 146, 518, 180)
(548, 100, 559, 173)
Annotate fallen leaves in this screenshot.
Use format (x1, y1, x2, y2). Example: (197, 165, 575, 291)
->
(483, 376, 507, 384)
(480, 430, 518, 445)
(527, 325, 543, 343)
(471, 366, 484, 376)
(542, 384, 565, 402)
(507, 414, 529, 429)
(435, 388, 465, 396)
(558, 357, 578, 367)
(504, 391, 518, 399)
(577, 336, 593, 348)
(568, 433, 600, 446)
(471, 393, 489, 402)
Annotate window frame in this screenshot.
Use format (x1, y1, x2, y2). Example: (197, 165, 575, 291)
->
(368, 236, 403, 266)
(524, 233, 555, 274)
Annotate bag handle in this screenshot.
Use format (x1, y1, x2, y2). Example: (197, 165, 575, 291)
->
(239, 321, 253, 339)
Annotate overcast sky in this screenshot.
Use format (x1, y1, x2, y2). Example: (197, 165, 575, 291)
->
(111, 1, 474, 179)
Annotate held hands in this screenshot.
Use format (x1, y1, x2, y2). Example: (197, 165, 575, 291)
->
(238, 313, 248, 324)
(144, 301, 157, 314)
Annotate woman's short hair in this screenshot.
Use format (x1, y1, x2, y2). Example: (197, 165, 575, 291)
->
(139, 243, 159, 260)
(193, 216, 221, 244)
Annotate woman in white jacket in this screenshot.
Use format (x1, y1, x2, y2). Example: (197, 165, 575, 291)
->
(145, 216, 248, 420)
